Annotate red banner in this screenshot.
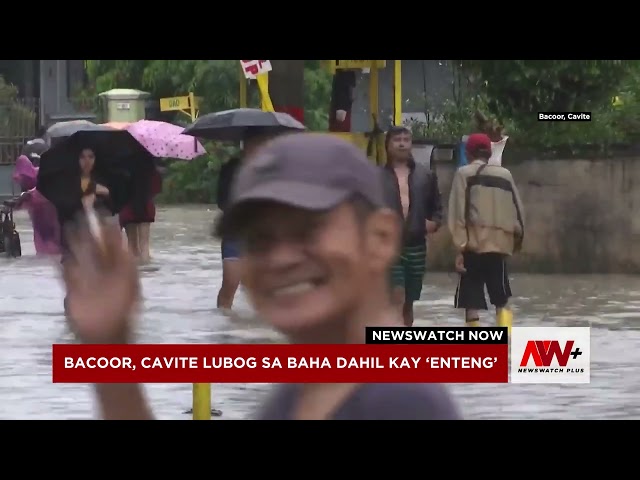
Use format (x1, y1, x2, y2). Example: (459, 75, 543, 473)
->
(52, 344, 508, 384)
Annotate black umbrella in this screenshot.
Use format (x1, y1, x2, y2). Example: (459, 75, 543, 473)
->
(37, 125, 152, 215)
(182, 108, 306, 141)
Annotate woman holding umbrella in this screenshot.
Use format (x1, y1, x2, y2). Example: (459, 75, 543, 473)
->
(79, 147, 111, 210)
(52, 146, 113, 259)
(37, 125, 150, 257)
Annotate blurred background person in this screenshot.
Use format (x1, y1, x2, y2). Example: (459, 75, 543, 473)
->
(475, 111, 508, 166)
(12, 155, 61, 256)
(215, 128, 280, 310)
(119, 160, 162, 264)
(328, 69, 357, 133)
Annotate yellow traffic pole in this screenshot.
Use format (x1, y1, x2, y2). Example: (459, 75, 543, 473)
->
(192, 383, 211, 420)
(187, 91, 211, 421)
(256, 73, 274, 112)
(393, 60, 402, 126)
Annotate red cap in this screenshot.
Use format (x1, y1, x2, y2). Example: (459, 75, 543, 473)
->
(465, 133, 492, 158)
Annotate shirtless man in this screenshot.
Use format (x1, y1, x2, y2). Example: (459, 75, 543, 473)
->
(381, 126, 443, 326)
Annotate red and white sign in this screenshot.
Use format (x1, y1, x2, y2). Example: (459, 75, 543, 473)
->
(52, 343, 508, 384)
(240, 60, 272, 79)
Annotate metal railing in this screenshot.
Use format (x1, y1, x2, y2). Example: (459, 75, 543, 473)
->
(0, 139, 26, 166)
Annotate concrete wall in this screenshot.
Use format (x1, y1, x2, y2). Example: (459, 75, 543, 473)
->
(428, 156, 640, 274)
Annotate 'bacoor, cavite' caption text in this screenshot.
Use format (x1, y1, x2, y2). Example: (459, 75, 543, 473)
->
(538, 112, 591, 121)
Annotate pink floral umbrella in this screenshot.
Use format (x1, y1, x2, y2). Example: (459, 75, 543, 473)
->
(102, 120, 206, 160)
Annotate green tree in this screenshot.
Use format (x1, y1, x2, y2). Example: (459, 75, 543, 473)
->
(458, 60, 635, 118)
(0, 75, 36, 140)
(416, 60, 640, 151)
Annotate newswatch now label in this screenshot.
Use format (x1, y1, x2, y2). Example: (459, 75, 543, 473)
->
(365, 327, 508, 344)
(538, 112, 591, 121)
(510, 327, 591, 384)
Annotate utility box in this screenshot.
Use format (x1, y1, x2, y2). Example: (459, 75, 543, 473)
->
(98, 89, 150, 123)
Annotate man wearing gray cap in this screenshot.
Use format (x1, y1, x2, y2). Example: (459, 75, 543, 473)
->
(216, 133, 460, 419)
(60, 133, 460, 420)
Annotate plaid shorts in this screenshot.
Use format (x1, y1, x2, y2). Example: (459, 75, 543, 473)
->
(390, 243, 427, 303)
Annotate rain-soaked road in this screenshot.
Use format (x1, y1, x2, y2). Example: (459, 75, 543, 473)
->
(1, 205, 639, 420)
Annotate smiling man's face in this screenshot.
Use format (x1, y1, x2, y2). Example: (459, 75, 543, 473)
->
(239, 200, 376, 334)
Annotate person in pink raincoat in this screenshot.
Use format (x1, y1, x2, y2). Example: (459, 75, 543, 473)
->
(12, 155, 61, 255)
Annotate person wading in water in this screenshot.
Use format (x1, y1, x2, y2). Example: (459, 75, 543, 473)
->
(448, 133, 524, 330)
(215, 128, 281, 310)
(382, 126, 442, 326)
(119, 160, 162, 264)
(61, 133, 460, 420)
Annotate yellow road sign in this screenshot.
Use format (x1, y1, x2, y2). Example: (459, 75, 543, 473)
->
(160, 93, 200, 122)
(160, 95, 194, 112)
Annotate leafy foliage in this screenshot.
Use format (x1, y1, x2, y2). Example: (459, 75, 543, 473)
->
(410, 60, 640, 153)
(0, 75, 36, 137)
(459, 60, 632, 119)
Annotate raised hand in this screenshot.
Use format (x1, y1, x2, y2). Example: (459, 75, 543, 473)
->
(62, 218, 140, 344)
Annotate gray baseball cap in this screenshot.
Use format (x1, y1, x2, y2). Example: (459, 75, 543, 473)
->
(217, 133, 385, 236)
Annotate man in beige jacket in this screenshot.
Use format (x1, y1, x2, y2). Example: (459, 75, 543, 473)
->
(448, 133, 524, 328)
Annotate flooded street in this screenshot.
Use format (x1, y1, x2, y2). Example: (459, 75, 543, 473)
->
(0, 205, 639, 420)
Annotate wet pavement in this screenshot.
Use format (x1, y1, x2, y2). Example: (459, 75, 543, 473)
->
(0, 205, 638, 420)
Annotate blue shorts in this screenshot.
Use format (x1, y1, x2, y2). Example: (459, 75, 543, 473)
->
(221, 239, 240, 260)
